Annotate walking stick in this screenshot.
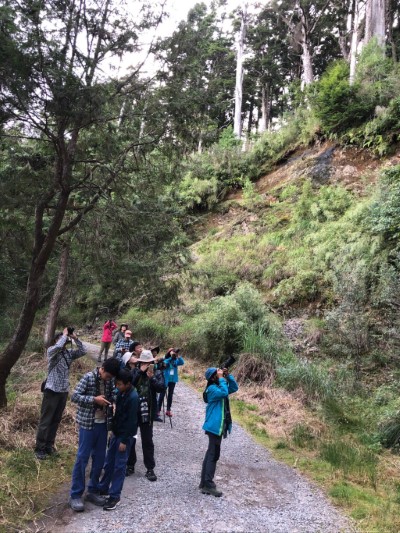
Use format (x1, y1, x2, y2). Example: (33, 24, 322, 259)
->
(162, 395, 166, 423)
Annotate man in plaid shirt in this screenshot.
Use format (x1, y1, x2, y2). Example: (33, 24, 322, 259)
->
(114, 329, 134, 359)
(69, 357, 120, 513)
(35, 328, 86, 460)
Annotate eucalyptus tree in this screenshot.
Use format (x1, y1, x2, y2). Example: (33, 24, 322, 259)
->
(245, 5, 296, 132)
(0, 0, 165, 406)
(233, 2, 247, 139)
(274, 0, 337, 86)
(154, 2, 235, 153)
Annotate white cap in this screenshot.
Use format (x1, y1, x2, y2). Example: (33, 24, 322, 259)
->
(122, 352, 133, 365)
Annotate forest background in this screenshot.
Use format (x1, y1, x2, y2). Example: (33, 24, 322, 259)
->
(2, 0, 400, 530)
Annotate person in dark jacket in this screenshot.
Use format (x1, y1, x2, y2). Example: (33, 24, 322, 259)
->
(98, 369, 138, 511)
(200, 366, 238, 497)
(112, 323, 128, 346)
(126, 349, 164, 481)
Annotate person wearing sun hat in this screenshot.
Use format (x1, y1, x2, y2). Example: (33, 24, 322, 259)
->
(126, 349, 165, 481)
(199, 365, 238, 497)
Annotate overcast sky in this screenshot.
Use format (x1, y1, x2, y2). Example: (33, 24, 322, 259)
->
(110, 0, 242, 78)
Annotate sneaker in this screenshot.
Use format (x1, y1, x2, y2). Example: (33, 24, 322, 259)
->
(85, 493, 106, 506)
(154, 415, 163, 422)
(166, 410, 172, 417)
(201, 486, 223, 497)
(69, 497, 85, 512)
(125, 466, 135, 476)
(145, 469, 157, 481)
(35, 450, 48, 460)
(103, 497, 120, 511)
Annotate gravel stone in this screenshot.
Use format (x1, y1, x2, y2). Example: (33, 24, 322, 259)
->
(50, 390, 354, 532)
(48, 344, 354, 533)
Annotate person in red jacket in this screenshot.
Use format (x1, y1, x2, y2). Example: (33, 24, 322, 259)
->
(97, 320, 117, 362)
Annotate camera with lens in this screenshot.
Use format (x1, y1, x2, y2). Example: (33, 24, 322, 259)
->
(67, 326, 75, 335)
(220, 355, 236, 370)
(154, 358, 166, 371)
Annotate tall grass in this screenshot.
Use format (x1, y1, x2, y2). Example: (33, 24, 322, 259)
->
(276, 360, 334, 402)
(320, 440, 378, 487)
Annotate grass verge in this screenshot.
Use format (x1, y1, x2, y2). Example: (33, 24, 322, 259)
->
(181, 358, 400, 533)
(0, 349, 94, 532)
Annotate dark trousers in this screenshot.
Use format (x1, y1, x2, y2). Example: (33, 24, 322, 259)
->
(157, 382, 176, 412)
(99, 341, 111, 359)
(35, 390, 68, 452)
(200, 432, 222, 488)
(98, 435, 133, 499)
(127, 423, 155, 471)
(70, 423, 108, 499)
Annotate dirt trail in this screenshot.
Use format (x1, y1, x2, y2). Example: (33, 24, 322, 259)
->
(41, 343, 354, 533)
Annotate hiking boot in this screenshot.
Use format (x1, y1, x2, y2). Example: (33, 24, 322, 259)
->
(35, 450, 48, 460)
(154, 415, 163, 422)
(69, 497, 85, 512)
(166, 410, 172, 417)
(85, 493, 106, 506)
(199, 481, 215, 490)
(97, 357, 102, 362)
(145, 469, 157, 481)
(45, 446, 60, 457)
(126, 465, 135, 476)
(103, 497, 120, 511)
(201, 486, 223, 497)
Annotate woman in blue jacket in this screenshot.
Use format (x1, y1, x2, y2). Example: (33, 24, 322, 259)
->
(200, 366, 238, 497)
(157, 348, 184, 418)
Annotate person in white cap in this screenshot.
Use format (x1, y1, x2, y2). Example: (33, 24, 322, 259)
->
(125, 349, 164, 481)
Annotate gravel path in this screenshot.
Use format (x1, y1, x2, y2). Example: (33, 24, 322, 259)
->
(48, 344, 353, 533)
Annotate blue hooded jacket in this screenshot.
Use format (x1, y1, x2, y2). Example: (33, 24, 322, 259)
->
(163, 356, 184, 385)
(202, 374, 238, 437)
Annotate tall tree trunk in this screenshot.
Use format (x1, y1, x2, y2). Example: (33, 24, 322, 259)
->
(301, 40, 314, 85)
(43, 242, 70, 350)
(234, 4, 247, 139)
(0, 180, 70, 407)
(0, 258, 54, 406)
(349, 0, 363, 84)
(365, 0, 386, 47)
(247, 96, 254, 138)
(259, 84, 270, 133)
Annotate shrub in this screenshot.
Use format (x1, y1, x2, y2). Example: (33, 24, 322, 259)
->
(355, 38, 400, 106)
(312, 61, 373, 134)
(369, 165, 400, 242)
(276, 359, 334, 401)
(178, 173, 219, 211)
(379, 412, 400, 449)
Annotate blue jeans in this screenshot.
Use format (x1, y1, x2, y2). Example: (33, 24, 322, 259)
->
(98, 435, 133, 499)
(70, 423, 108, 499)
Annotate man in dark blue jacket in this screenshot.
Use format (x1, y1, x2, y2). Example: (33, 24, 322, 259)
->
(200, 366, 238, 497)
(126, 349, 165, 481)
(98, 369, 138, 511)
